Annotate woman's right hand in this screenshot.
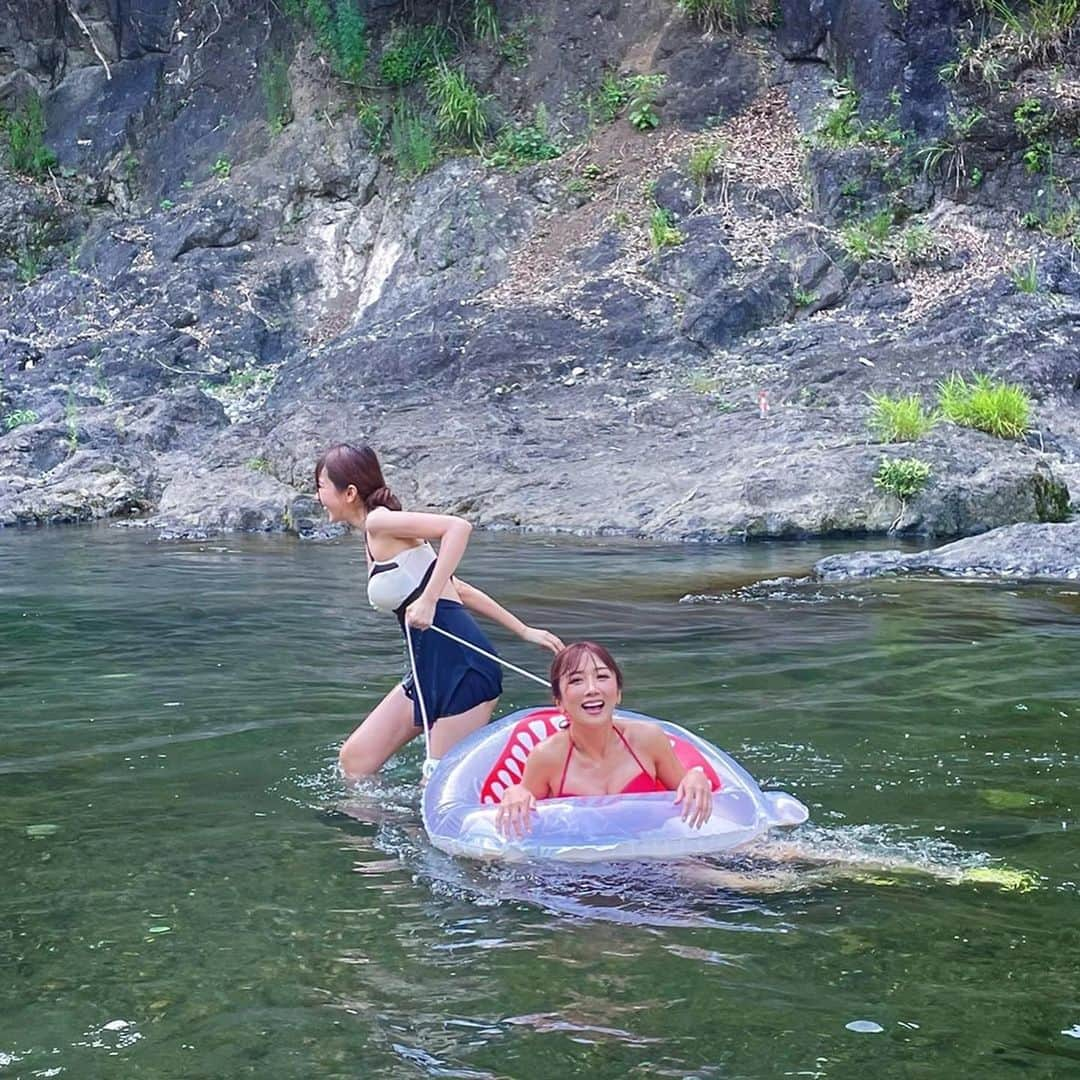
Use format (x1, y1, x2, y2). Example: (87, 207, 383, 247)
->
(496, 784, 537, 838)
(522, 626, 565, 654)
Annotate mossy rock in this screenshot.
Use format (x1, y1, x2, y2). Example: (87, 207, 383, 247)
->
(1033, 473, 1070, 523)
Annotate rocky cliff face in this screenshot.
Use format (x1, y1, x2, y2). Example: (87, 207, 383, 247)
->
(0, 0, 1076, 542)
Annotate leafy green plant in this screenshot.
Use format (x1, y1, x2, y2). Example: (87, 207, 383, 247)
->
(937, 372, 1032, 439)
(498, 25, 530, 67)
(588, 71, 631, 124)
(649, 206, 684, 250)
(427, 64, 488, 145)
(3, 93, 58, 179)
(874, 457, 932, 527)
(473, 0, 500, 42)
(919, 108, 982, 190)
(261, 51, 293, 134)
(3, 409, 39, 431)
(356, 98, 387, 149)
(627, 74, 665, 132)
(840, 210, 894, 260)
(247, 456, 272, 473)
(487, 107, 560, 167)
(282, 0, 367, 82)
(159, 197, 175, 211)
(1011, 255, 1040, 293)
(211, 156, 231, 179)
(378, 24, 454, 87)
(389, 105, 437, 177)
(793, 287, 818, 307)
(867, 391, 939, 442)
(814, 81, 860, 147)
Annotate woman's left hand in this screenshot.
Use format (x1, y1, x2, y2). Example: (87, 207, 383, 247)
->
(521, 626, 565, 654)
(405, 595, 437, 631)
(674, 767, 713, 830)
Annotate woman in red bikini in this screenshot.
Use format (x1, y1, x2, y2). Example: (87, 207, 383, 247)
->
(496, 641, 714, 838)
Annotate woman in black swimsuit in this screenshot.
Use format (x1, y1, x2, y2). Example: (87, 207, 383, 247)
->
(316, 443, 563, 778)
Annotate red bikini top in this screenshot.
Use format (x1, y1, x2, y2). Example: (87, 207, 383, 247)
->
(555, 725, 667, 798)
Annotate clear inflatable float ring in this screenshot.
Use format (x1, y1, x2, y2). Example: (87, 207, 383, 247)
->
(422, 706, 809, 862)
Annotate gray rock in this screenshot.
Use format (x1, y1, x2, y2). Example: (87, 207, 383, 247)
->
(814, 520, 1080, 581)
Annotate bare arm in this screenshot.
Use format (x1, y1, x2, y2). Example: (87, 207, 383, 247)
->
(495, 738, 561, 837)
(642, 724, 713, 829)
(455, 578, 564, 653)
(366, 507, 472, 629)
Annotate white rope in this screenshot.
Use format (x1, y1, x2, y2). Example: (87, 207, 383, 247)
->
(426, 623, 549, 687)
(403, 621, 549, 781)
(403, 622, 437, 780)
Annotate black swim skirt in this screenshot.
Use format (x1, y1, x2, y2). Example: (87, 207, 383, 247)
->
(400, 600, 502, 728)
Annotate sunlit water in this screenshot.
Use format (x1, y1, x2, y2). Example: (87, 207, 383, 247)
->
(2, 526, 1078, 1079)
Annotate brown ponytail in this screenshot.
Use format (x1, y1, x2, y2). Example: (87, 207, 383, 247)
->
(314, 444, 402, 511)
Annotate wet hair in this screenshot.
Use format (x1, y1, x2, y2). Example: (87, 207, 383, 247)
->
(550, 641, 624, 701)
(314, 443, 401, 512)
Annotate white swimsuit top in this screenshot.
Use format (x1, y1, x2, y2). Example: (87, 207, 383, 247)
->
(366, 539, 437, 614)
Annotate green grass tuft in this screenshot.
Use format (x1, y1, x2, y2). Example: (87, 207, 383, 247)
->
(867, 392, 939, 443)
(649, 206, 684, 250)
(3, 93, 58, 179)
(937, 372, 1032, 439)
(389, 105, 438, 177)
(426, 64, 488, 146)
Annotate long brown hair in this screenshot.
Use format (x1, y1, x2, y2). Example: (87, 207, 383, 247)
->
(550, 642, 624, 701)
(314, 444, 401, 512)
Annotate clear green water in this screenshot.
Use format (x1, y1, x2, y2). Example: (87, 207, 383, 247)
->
(2, 526, 1078, 1079)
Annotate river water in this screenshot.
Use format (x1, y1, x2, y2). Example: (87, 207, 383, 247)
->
(2, 526, 1078, 1079)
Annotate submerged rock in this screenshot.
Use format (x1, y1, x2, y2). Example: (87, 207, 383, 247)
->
(814, 521, 1080, 581)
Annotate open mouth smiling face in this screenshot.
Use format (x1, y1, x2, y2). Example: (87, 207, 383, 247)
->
(558, 658, 621, 725)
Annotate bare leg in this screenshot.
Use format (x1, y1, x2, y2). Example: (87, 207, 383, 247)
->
(339, 684, 418, 778)
(429, 697, 498, 759)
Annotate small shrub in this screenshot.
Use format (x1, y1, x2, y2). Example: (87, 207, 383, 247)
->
(840, 210, 894, 260)
(498, 25, 530, 67)
(261, 51, 293, 134)
(487, 107, 560, 167)
(211, 156, 231, 179)
(874, 456, 932, 502)
(937, 372, 1032, 439)
(283, 0, 367, 82)
(329, 0, 368, 81)
(627, 74, 665, 132)
(649, 206, 684, 250)
(3, 408, 39, 431)
(588, 71, 632, 124)
(473, 0, 499, 42)
(427, 64, 488, 145)
(815, 82, 860, 147)
(793, 287, 818, 307)
(3, 93, 58, 179)
(390, 106, 437, 177)
(378, 24, 454, 87)
(356, 98, 386, 149)
(867, 391, 939, 442)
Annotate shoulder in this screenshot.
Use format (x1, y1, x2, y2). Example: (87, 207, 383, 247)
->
(622, 719, 669, 755)
(531, 729, 570, 765)
(364, 506, 395, 535)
